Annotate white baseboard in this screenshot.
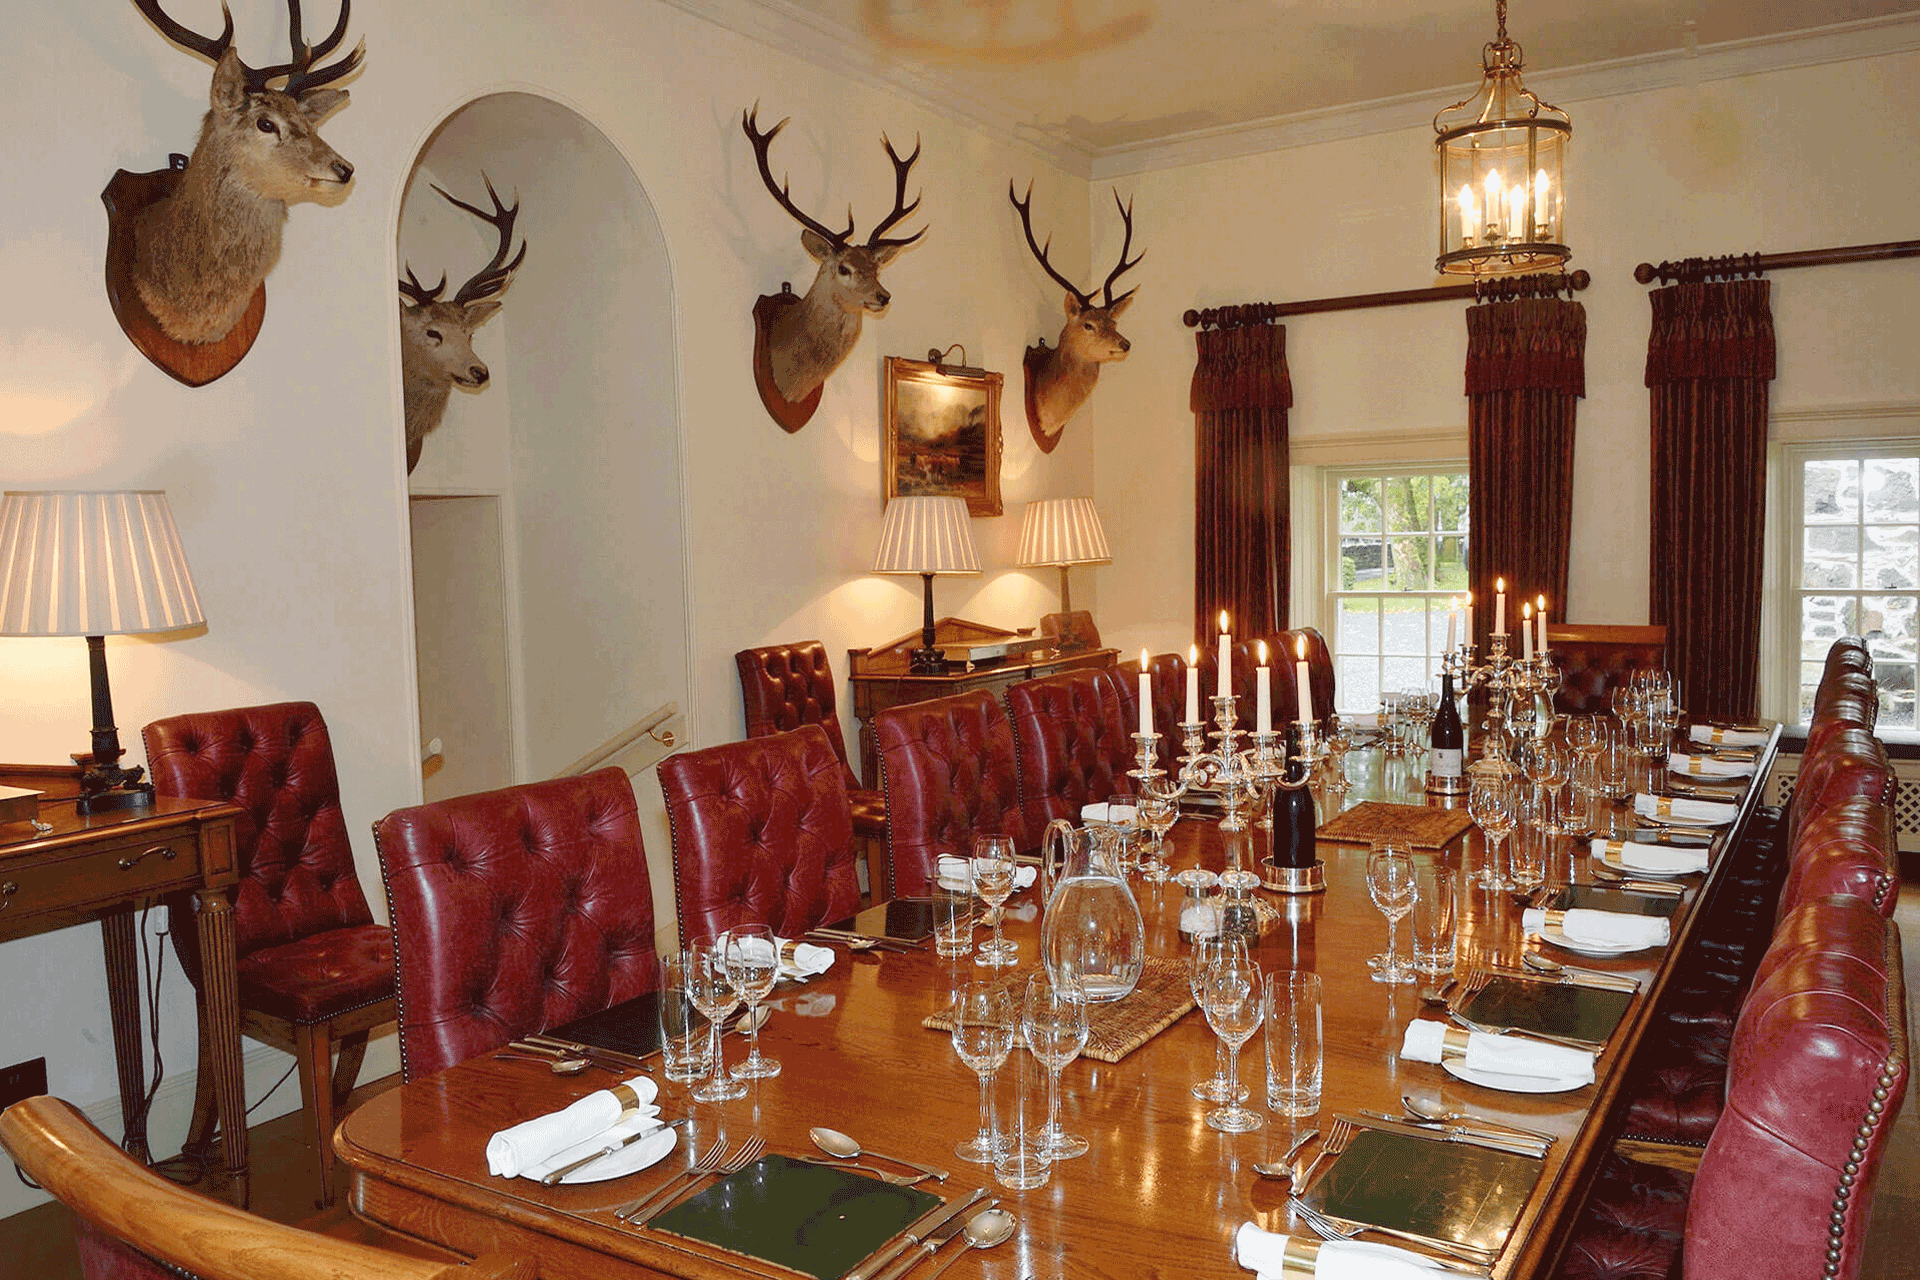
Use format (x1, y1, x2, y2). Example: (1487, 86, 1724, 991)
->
(0, 1033, 399, 1223)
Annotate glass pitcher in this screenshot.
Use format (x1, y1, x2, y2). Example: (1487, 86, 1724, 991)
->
(1040, 817, 1145, 1003)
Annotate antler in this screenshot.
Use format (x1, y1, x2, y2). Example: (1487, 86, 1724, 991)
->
(1101, 188, 1143, 307)
(434, 176, 528, 306)
(397, 266, 447, 308)
(864, 134, 926, 250)
(249, 0, 364, 96)
(1009, 180, 1093, 307)
(742, 103, 855, 248)
(132, 0, 236, 66)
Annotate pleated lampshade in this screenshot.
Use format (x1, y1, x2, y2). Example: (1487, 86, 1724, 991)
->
(1016, 498, 1111, 568)
(872, 496, 981, 576)
(0, 491, 205, 637)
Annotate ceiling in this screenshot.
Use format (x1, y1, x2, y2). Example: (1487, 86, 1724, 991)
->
(697, 0, 1920, 169)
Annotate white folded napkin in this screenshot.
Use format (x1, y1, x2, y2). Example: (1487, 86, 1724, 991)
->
(1402, 1020, 1595, 1085)
(778, 937, 834, 979)
(1523, 905, 1669, 949)
(1081, 801, 1138, 824)
(485, 1075, 658, 1178)
(1634, 793, 1738, 826)
(935, 855, 1037, 893)
(1666, 750, 1756, 779)
(1589, 837, 1709, 876)
(1235, 1222, 1444, 1278)
(1688, 724, 1769, 748)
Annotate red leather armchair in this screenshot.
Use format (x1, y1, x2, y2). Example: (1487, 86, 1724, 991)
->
(1006, 668, 1137, 835)
(1544, 623, 1667, 715)
(658, 725, 861, 944)
(875, 689, 1027, 898)
(1778, 795, 1901, 922)
(1788, 724, 1894, 848)
(372, 769, 662, 1080)
(143, 701, 394, 1208)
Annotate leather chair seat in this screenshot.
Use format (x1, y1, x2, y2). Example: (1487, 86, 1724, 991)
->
(850, 788, 888, 840)
(1779, 796, 1899, 920)
(235, 924, 393, 1026)
(1554, 1152, 1693, 1280)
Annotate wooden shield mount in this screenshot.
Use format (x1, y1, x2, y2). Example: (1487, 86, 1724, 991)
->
(103, 160, 265, 388)
(751, 285, 823, 433)
(1022, 340, 1062, 455)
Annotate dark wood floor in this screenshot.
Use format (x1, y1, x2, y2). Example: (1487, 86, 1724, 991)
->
(5, 890, 1918, 1278)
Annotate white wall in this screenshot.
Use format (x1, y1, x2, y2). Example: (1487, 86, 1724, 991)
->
(0, 0, 1089, 1214)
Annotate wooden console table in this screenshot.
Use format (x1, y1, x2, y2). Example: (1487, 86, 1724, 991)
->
(847, 618, 1117, 784)
(0, 792, 250, 1204)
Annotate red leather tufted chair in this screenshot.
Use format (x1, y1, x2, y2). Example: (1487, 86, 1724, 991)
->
(875, 690, 1028, 898)
(1778, 795, 1901, 922)
(1543, 623, 1667, 715)
(372, 769, 662, 1081)
(1788, 725, 1894, 848)
(1006, 668, 1137, 835)
(736, 642, 887, 897)
(143, 702, 394, 1208)
(658, 725, 861, 944)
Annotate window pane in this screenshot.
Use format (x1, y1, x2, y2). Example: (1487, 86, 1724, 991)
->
(1433, 473, 1469, 533)
(1803, 459, 1859, 524)
(1864, 458, 1919, 523)
(1339, 596, 1380, 655)
(1802, 524, 1859, 589)
(1338, 656, 1377, 716)
(1874, 662, 1916, 728)
(1382, 656, 1427, 698)
(1864, 595, 1919, 660)
(1381, 597, 1427, 656)
(1800, 594, 1858, 658)
(1340, 478, 1381, 535)
(1427, 599, 1452, 653)
(1341, 537, 1384, 591)
(1799, 661, 1823, 722)
(1434, 535, 1468, 591)
(1384, 475, 1430, 534)
(1863, 525, 1918, 590)
(1385, 535, 1433, 591)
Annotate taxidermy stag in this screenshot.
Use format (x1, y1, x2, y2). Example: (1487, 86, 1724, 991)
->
(743, 104, 927, 431)
(127, 0, 362, 345)
(1009, 182, 1143, 453)
(398, 178, 527, 473)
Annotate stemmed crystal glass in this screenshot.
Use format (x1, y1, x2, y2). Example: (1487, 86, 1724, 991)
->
(1021, 973, 1090, 1160)
(686, 937, 746, 1102)
(1189, 935, 1250, 1103)
(1566, 714, 1604, 830)
(1136, 789, 1178, 882)
(721, 923, 780, 1079)
(1518, 737, 1568, 836)
(1468, 772, 1520, 891)
(950, 979, 1017, 1163)
(1365, 841, 1416, 984)
(971, 836, 1019, 967)
(1200, 950, 1264, 1132)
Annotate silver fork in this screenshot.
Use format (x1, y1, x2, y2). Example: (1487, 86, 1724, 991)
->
(1292, 1116, 1356, 1186)
(1288, 1195, 1495, 1271)
(626, 1136, 766, 1228)
(614, 1137, 731, 1221)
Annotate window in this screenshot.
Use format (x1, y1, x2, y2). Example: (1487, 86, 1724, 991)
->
(1324, 467, 1469, 715)
(1783, 444, 1920, 727)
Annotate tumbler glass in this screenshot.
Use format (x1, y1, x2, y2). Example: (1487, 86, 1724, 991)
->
(1409, 864, 1457, 976)
(1263, 971, 1323, 1119)
(658, 952, 714, 1083)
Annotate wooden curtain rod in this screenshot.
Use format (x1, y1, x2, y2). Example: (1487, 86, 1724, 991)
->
(1182, 269, 1589, 330)
(1633, 238, 1920, 286)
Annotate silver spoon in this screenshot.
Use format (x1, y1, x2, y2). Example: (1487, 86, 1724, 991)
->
(1402, 1093, 1556, 1142)
(1252, 1128, 1320, 1180)
(810, 1126, 949, 1180)
(494, 1050, 593, 1076)
(1522, 952, 1566, 976)
(922, 1208, 1017, 1280)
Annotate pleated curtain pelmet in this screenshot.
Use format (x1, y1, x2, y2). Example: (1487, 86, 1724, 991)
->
(1464, 297, 1587, 649)
(1646, 279, 1776, 721)
(1192, 322, 1293, 640)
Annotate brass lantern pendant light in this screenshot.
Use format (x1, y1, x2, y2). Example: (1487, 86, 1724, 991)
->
(1434, 0, 1571, 276)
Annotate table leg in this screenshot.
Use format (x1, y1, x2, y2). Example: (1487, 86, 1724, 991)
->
(195, 884, 249, 1206)
(99, 911, 150, 1164)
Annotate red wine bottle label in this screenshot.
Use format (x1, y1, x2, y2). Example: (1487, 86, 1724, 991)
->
(1429, 747, 1464, 777)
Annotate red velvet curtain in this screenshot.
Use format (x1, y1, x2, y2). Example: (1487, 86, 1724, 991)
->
(1646, 279, 1776, 721)
(1464, 298, 1587, 649)
(1192, 323, 1293, 640)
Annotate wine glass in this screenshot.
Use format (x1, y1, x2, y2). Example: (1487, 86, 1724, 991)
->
(951, 979, 1017, 1163)
(1022, 973, 1090, 1160)
(1538, 737, 1573, 834)
(1200, 951, 1264, 1132)
(1519, 738, 1567, 836)
(721, 923, 780, 1079)
(686, 936, 747, 1101)
(1189, 935, 1250, 1102)
(1136, 788, 1178, 882)
(1107, 795, 1141, 877)
(1365, 841, 1416, 984)
(971, 836, 1019, 968)
(1468, 772, 1519, 890)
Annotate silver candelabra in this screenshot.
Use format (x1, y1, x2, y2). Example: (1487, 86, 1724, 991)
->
(1441, 634, 1560, 771)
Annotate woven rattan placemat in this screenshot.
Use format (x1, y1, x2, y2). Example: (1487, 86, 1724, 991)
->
(1316, 800, 1474, 849)
(922, 956, 1194, 1063)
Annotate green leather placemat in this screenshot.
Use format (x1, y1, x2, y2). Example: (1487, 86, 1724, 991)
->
(543, 992, 663, 1061)
(1459, 973, 1631, 1043)
(1304, 1127, 1539, 1255)
(1550, 884, 1679, 919)
(650, 1154, 942, 1280)
(825, 899, 938, 942)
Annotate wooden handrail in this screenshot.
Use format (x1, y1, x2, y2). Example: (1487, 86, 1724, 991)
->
(1633, 238, 1920, 285)
(1181, 269, 1590, 330)
(552, 700, 679, 779)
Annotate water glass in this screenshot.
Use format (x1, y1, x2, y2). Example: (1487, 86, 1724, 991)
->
(722, 923, 780, 1079)
(1263, 970, 1323, 1119)
(658, 952, 714, 1083)
(1365, 841, 1416, 984)
(1510, 821, 1548, 890)
(933, 882, 974, 958)
(1201, 950, 1264, 1132)
(686, 938, 746, 1102)
(971, 836, 1019, 968)
(992, 1049, 1053, 1190)
(1409, 864, 1457, 976)
(1021, 973, 1089, 1160)
(951, 980, 1017, 1163)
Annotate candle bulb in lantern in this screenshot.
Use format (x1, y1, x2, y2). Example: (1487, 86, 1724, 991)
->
(1534, 169, 1549, 232)
(1294, 636, 1313, 726)
(1506, 182, 1525, 241)
(1494, 578, 1507, 636)
(1185, 644, 1201, 723)
(1521, 602, 1534, 661)
(1536, 594, 1549, 657)
(1217, 611, 1232, 699)
(1483, 169, 1503, 239)
(1138, 649, 1153, 737)
(1457, 184, 1477, 245)
(1255, 641, 1272, 735)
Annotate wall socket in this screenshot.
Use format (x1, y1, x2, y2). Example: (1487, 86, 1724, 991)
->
(0, 1057, 48, 1112)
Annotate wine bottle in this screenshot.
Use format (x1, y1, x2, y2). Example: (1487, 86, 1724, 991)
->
(1275, 726, 1318, 869)
(1428, 669, 1465, 789)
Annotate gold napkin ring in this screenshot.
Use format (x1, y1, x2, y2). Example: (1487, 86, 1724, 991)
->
(1279, 1236, 1322, 1274)
(611, 1083, 641, 1116)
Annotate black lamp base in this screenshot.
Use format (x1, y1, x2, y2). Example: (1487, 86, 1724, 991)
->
(73, 633, 154, 815)
(75, 775, 155, 816)
(907, 646, 946, 675)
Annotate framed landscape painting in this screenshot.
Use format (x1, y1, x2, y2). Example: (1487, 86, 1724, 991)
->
(882, 356, 1003, 516)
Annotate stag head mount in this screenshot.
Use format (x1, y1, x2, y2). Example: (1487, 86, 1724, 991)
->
(743, 102, 927, 431)
(1010, 181, 1142, 454)
(398, 176, 528, 474)
(106, 0, 362, 383)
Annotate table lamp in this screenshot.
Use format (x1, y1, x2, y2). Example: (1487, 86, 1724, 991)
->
(0, 491, 206, 814)
(1016, 497, 1110, 651)
(872, 495, 980, 675)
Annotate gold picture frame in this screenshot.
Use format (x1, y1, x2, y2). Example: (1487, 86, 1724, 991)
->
(882, 356, 1003, 516)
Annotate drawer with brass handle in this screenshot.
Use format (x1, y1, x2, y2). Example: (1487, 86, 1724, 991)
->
(0, 832, 202, 918)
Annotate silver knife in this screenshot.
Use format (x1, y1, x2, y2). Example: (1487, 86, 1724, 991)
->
(869, 1194, 994, 1280)
(1358, 1109, 1551, 1154)
(523, 1034, 654, 1071)
(539, 1118, 687, 1185)
(848, 1187, 989, 1280)
(1350, 1112, 1544, 1159)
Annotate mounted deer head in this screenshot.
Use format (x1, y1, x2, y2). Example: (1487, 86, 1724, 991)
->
(126, 0, 362, 346)
(1010, 182, 1142, 453)
(743, 103, 926, 428)
(398, 177, 527, 474)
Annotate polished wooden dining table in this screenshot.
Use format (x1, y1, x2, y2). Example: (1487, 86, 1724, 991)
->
(338, 740, 1775, 1280)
